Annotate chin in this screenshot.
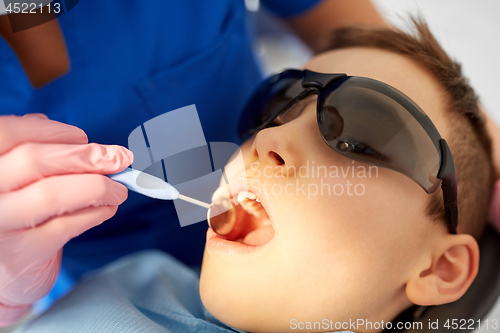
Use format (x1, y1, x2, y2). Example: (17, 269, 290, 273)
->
(199, 258, 283, 332)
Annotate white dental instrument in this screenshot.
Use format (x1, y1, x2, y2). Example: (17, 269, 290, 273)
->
(108, 167, 210, 209)
(108, 168, 235, 234)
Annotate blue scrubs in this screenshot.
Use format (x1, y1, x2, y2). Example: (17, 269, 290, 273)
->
(0, 0, 321, 279)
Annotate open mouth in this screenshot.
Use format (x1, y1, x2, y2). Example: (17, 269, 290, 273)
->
(213, 190, 275, 247)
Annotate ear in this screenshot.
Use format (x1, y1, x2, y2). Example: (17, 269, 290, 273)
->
(406, 234, 480, 306)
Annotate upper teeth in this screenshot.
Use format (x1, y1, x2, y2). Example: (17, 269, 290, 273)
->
(236, 191, 259, 202)
(235, 190, 268, 220)
(237, 192, 248, 202)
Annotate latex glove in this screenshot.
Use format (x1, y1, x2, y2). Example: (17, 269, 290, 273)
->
(0, 114, 133, 326)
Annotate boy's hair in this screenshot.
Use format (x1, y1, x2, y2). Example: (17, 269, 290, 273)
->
(321, 18, 494, 239)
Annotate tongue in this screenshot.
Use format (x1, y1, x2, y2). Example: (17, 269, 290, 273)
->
(242, 225, 274, 246)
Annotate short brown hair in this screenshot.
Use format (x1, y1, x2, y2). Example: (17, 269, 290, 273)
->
(321, 18, 494, 239)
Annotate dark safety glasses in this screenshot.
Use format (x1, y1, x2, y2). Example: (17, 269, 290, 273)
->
(238, 69, 458, 234)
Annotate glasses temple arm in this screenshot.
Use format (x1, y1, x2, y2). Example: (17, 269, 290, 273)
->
(437, 139, 458, 234)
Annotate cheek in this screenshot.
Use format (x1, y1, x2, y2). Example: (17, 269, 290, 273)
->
(274, 161, 431, 291)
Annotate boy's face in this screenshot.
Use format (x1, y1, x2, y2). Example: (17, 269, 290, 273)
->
(200, 47, 450, 332)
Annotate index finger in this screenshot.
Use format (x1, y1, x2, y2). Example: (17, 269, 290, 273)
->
(0, 143, 133, 192)
(0, 114, 88, 155)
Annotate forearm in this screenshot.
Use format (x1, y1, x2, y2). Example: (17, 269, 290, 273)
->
(484, 108, 500, 178)
(0, 11, 69, 88)
(285, 0, 389, 52)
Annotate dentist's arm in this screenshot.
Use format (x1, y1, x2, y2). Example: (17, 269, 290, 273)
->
(485, 110, 500, 234)
(284, 0, 389, 52)
(485, 112, 500, 179)
(0, 114, 132, 326)
(0, 10, 69, 87)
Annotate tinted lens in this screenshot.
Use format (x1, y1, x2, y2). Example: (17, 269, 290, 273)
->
(238, 70, 304, 139)
(318, 77, 441, 193)
(257, 79, 305, 129)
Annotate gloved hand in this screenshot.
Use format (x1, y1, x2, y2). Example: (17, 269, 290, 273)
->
(0, 114, 133, 326)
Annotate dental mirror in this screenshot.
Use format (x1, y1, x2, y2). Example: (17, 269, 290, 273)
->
(207, 198, 236, 236)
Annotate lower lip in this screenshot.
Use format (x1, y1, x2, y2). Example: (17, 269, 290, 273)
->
(206, 228, 270, 255)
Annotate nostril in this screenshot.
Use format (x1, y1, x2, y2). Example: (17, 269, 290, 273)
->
(251, 147, 259, 161)
(269, 151, 285, 165)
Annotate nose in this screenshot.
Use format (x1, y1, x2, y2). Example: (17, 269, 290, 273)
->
(250, 121, 309, 176)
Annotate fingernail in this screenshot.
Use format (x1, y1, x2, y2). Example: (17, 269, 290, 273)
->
(23, 113, 48, 119)
(109, 181, 129, 204)
(123, 148, 134, 165)
(74, 127, 89, 144)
